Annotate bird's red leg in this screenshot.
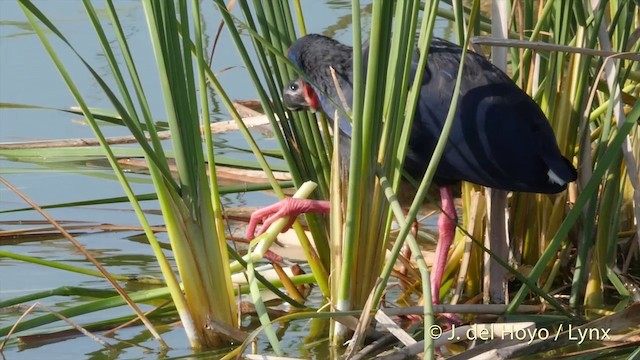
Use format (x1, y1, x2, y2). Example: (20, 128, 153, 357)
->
(246, 198, 330, 240)
(431, 186, 457, 305)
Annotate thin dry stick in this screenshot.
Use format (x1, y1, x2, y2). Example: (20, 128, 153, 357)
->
(329, 66, 352, 114)
(0, 303, 38, 351)
(382, 303, 542, 316)
(484, 2, 511, 305)
(0, 303, 111, 351)
(374, 309, 416, 346)
(0, 177, 167, 348)
(0, 132, 171, 150)
(472, 37, 640, 61)
(0, 224, 166, 238)
(380, 321, 538, 359)
(0, 113, 271, 150)
(208, 0, 236, 65)
(102, 299, 173, 337)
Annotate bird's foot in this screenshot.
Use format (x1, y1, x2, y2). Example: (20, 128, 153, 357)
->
(246, 198, 330, 240)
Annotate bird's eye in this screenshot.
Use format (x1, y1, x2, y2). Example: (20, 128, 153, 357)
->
(289, 83, 299, 91)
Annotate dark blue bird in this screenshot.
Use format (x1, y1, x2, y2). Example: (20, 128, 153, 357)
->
(248, 34, 577, 306)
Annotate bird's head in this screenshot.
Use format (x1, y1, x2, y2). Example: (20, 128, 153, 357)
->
(283, 34, 355, 136)
(284, 35, 341, 114)
(282, 78, 319, 112)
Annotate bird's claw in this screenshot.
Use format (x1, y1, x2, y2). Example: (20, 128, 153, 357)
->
(246, 198, 332, 240)
(246, 198, 298, 240)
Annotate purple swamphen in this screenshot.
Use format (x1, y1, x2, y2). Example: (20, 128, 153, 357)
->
(247, 34, 577, 306)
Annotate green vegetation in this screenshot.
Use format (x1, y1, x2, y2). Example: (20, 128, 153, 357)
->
(1, 0, 638, 358)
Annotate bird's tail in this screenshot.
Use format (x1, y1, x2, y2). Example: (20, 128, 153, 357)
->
(546, 156, 577, 187)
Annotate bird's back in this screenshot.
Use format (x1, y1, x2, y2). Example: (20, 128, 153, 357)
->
(404, 38, 575, 193)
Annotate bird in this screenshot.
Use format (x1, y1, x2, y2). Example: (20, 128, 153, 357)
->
(247, 33, 577, 307)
